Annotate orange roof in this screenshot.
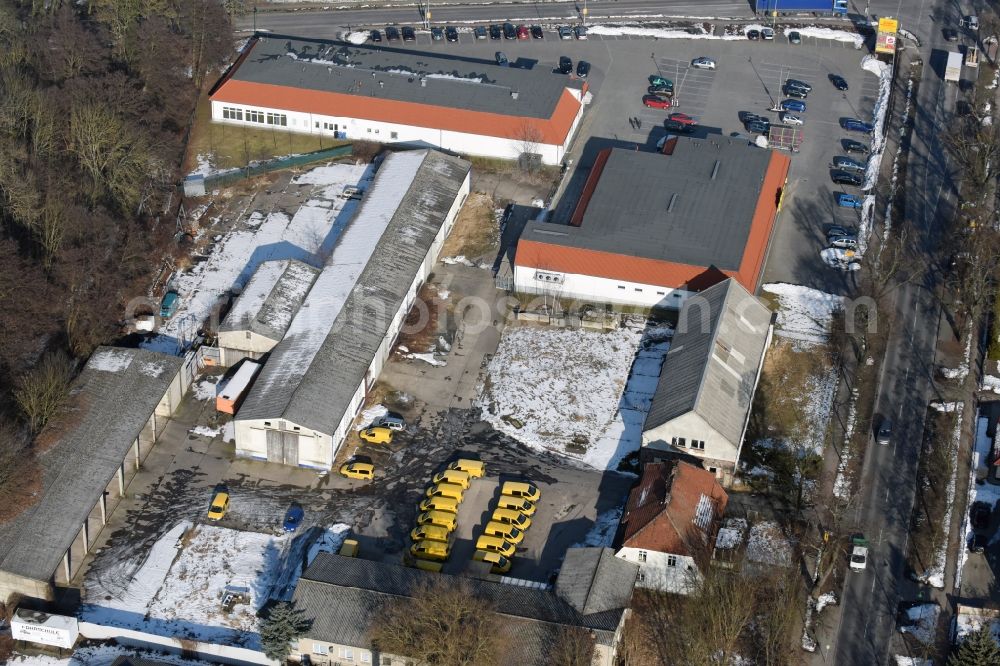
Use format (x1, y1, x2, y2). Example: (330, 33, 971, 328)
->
(212, 79, 582, 146)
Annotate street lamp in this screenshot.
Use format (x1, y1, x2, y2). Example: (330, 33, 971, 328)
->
(582, 0, 588, 26)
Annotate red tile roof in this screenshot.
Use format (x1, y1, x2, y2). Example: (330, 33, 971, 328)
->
(212, 79, 582, 146)
(618, 461, 728, 556)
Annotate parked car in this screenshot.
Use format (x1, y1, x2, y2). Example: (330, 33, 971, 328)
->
(786, 78, 812, 92)
(445, 26, 459, 42)
(430, 27, 444, 41)
(747, 29, 760, 40)
(489, 24, 502, 40)
(385, 26, 400, 41)
(782, 113, 803, 125)
(448, 458, 486, 478)
(647, 88, 673, 99)
(691, 57, 716, 70)
(826, 225, 854, 238)
(208, 487, 229, 521)
(780, 99, 806, 112)
(668, 112, 697, 125)
(843, 118, 874, 133)
(160, 291, 180, 319)
(516, 24, 530, 40)
(503, 22, 517, 39)
(576, 60, 590, 78)
(788, 30, 801, 44)
(401, 26, 416, 41)
(833, 156, 866, 172)
(558, 56, 573, 74)
(761, 27, 774, 40)
(836, 193, 863, 208)
(530, 25, 544, 39)
(784, 87, 808, 99)
(649, 75, 673, 89)
(943, 27, 959, 41)
(340, 461, 375, 480)
(360, 426, 393, 444)
(370, 29, 382, 42)
(830, 74, 849, 90)
(282, 503, 305, 531)
(495, 51, 509, 66)
(574, 25, 588, 39)
(830, 235, 859, 250)
(831, 170, 863, 186)
(501, 481, 541, 502)
(747, 120, 770, 134)
(558, 25, 573, 40)
(643, 94, 671, 109)
(664, 119, 696, 133)
(875, 418, 892, 444)
(971, 501, 992, 530)
(843, 139, 870, 154)
(474, 25, 488, 39)
(740, 111, 766, 124)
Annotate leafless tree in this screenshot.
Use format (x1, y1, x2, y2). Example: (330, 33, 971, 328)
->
(753, 569, 803, 666)
(511, 121, 544, 173)
(14, 351, 74, 433)
(549, 625, 596, 666)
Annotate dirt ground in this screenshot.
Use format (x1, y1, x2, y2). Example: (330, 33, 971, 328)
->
(440, 192, 500, 263)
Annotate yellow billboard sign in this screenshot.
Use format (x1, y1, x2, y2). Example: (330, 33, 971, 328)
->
(878, 17, 899, 33)
(875, 17, 899, 54)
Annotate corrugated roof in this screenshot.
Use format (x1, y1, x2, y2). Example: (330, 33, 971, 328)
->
(617, 461, 728, 555)
(644, 279, 772, 443)
(212, 36, 584, 145)
(0, 348, 183, 583)
(236, 150, 471, 436)
(292, 550, 633, 663)
(219, 259, 320, 341)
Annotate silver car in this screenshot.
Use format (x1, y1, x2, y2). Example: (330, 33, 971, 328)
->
(833, 156, 866, 172)
(691, 57, 716, 70)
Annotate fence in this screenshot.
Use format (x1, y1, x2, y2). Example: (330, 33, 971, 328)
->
(184, 144, 353, 196)
(78, 621, 274, 666)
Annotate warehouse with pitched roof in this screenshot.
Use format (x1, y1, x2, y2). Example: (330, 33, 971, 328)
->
(210, 35, 588, 166)
(233, 150, 471, 469)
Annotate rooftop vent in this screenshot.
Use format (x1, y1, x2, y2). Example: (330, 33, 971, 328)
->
(667, 193, 678, 212)
(379, 81, 384, 88)
(711, 160, 720, 180)
(327, 66, 332, 74)
(420, 77, 427, 87)
(511, 90, 519, 100)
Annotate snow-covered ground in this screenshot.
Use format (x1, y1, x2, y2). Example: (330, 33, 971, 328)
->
(833, 389, 859, 501)
(882, 77, 914, 240)
(857, 55, 893, 254)
(762, 283, 844, 344)
(80, 522, 349, 648)
(10, 646, 211, 666)
(783, 26, 863, 48)
(920, 403, 964, 588)
(893, 658, 932, 666)
(957, 412, 1000, 588)
(143, 162, 371, 354)
(479, 323, 670, 470)
(588, 23, 738, 40)
(746, 521, 793, 567)
(954, 607, 1000, 644)
(573, 506, 625, 548)
(899, 603, 941, 644)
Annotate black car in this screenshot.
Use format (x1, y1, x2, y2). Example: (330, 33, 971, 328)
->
(558, 56, 573, 74)
(445, 26, 459, 42)
(647, 85, 674, 97)
(786, 78, 812, 92)
(831, 170, 862, 186)
(740, 111, 764, 124)
(474, 26, 488, 39)
(830, 74, 849, 91)
(402, 26, 416, 42)
(495, 51, 509, 66)
(784, 87, 808, 99)
(489, 24, 502, 40)
(747, 120, 770, 134)
(576, 60, 590, 78)
(971, 501, 992, 530)
(664, 119, 696, 133)
(843, 139, 869, 155)
(430, 27, 444, 41)
(385, 26, 400, 41)
(747, 29, 760, 40)
(531, 25, 544, 39)
(370, 29, 382, 42)
(503, 22, 517, 39)
(943, 27, 959, 41)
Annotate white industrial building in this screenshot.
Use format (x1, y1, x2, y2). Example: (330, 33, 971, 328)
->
(641, 279, 773, 486)
(234, 150, 471, 469)
(217, 259, 320, 367)
(210, 36, 588, 166)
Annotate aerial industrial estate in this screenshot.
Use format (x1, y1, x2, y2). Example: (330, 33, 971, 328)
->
(1, 1, 999, 665)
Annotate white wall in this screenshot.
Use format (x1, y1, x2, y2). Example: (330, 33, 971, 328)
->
(80, 621, 275, 666)
(616, 547, 701, 595)
(234, 419, 334, 470)
(211, 101, 581, 166)
(642, 412, 739, 484)
(514, 264, 695, 310)
(218, 330, 280, 367)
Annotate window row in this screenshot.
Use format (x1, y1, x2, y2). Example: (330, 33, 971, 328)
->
(312, 643, 372, 662)
(636, 551, 677, 567)
(670, 437, 706, 450)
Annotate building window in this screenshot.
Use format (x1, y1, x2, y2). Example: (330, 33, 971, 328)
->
(266, 112, 287, 126)
(657, 291, 665, 295)
(667, 555, 677, 567)
(691, 440, 706, 450)
(245, 331, 251, 340)
(672, 437, 686, 447)
(637, 550, 647, 562)
(312, 643, 329, 655)
(374, 129, 380, 134)
(709, 466, 718, 474)
(247, 109, 265, 123)
(339, 646, 354, 660)
(618, 285, 626, 290)
(391, 131, 398, 139)
(361, 652, 372, 664)
(264, 421, 271, 426)
(381, 658, 392, 666)
(315, 121, 320, 128)
(367, 128, 372, 133)
(634, 287, 642, 292)
(637, 571, 645, 582)
(222, 106, 243, 121)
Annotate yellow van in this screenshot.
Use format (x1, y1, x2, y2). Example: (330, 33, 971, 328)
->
(411, 524, 452, 543)
(475, 534, 516, 558)
(410, 539, 450, 562)
(359, 426, 393, 444)
(501, 481, 541, 503)
(491, 507, 532, 531)
(419, 496, 460, 514)
(449, 458, 486, 479)
(473, 549, 511, 574)
(483, 520, 524, 545)
(208, 490, 229, 521)
(431, 469, 471, 490)
(340, 539, 360, 557)
(417, 510, 458, 531)
(497, 495, 537, 516)
(425, 482, 465, 502)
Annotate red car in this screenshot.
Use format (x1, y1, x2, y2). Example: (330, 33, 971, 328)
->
(516, 24, 530, 40)
(668, 112, 697, 126)
(643, 95, 672, 109)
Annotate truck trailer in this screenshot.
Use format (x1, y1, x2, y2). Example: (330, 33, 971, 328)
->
(946, 51, 963, 82)
(753, 0, 848, 15)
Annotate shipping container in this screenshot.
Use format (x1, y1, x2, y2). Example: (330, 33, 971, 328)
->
(216, 360, 262, 414)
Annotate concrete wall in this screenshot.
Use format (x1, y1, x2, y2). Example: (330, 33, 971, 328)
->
(0, 571, 53, 605)
(80, 621, 275, 666)
(616, 547, 700, 595)
(642, 412, 738, 485)
(513, 265, 696, 310)
(218, 330, 280, 367)
(210, 101, 579, 166)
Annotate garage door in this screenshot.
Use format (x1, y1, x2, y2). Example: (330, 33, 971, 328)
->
(265, 430, 299, 466)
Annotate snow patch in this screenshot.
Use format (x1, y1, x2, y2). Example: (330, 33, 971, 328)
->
(189, 425, 222, 438)
(356, 404, 389, 430)
(762, 283, 844, 344)
(344, 30, 369, 45)
(784, 26, 863, 48)
(402, 352, 447, 366)
(573, 506, 624, 548)
(919, 403, 963, 588)
(587, 23, 741, 41)
(899, 604, 941, 644)
(89, 349, 134, 374)
(746, 521, 793, 567)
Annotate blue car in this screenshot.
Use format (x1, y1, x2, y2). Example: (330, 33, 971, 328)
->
(837, 193, 863, 208)
(780, 99, 806, 113)
(843, 118, 874, 133)
(283, 504, 305, 532)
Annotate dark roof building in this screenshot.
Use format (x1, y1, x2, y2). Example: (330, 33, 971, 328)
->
(514, 139, 791, 308)
(291, 550, 638, 666)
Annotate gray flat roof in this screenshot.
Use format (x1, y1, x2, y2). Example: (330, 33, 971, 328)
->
(524, 139, 773, 269)
(237, 150, 471, 436)
(0, 348, 183, 583)
(219, 259, 320, 341)
(224, 35, 581, 121)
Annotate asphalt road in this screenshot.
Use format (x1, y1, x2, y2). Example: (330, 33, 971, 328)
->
(829, 0, 975, 662)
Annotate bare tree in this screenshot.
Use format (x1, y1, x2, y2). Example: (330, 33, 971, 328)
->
(511, 121, 544, 173)
(14, 351, 74, 433)
(753, 569, 803, 666)
(550, 625, 595, 666)
(369, 578, 508, 666)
